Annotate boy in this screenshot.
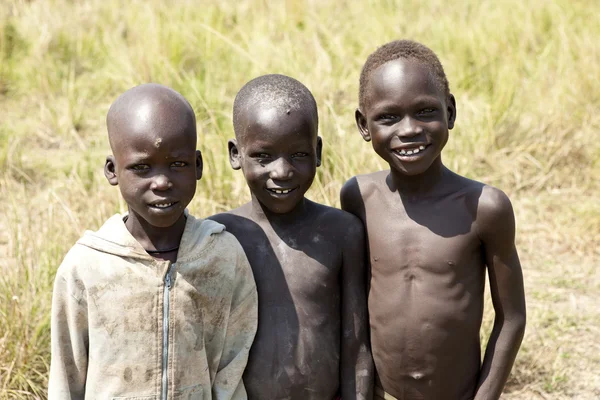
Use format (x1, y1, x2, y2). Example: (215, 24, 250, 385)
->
(49, 83, 258, 399)
(210, 74, 373, 400)
(341, 40, 526, 400)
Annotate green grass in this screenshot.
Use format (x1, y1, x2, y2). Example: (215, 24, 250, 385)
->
(1, 0, 599, 398)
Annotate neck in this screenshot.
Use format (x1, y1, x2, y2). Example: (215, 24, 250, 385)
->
(124, 212, 186, 252)
(249, 195, 309, 228)
(388, 157, 449, 198)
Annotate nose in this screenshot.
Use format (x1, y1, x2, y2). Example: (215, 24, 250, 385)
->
(150, 174, 172, 191)
(397, 116, 422, 138)
(269, 157, 294, 180)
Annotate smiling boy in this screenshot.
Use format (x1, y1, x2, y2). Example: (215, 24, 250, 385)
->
(210, 74, 373, 400)
(341, 40, 526, 400)
(49, 83, 257, 399)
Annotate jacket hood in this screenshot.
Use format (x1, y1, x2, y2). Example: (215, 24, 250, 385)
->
(76, 212, 225, 261)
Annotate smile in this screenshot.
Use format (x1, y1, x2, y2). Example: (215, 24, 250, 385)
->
(266, 188, 296, 195)
(393, 144, 429, 156)
(149, 202, 177, 209)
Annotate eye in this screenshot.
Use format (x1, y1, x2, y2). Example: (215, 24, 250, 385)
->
(130, 164, 149, 171)
(171, 161, 187, 167)
(417, 108, 436, 116)
(291, 152, 309, 158)
(251, 153, 271, 161)
(375, 114, 399, 123)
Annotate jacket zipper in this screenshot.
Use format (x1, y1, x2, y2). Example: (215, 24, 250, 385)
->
(161, 263, 175, 400)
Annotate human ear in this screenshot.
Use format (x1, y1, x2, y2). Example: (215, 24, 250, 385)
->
(447, 94, 457, 130)
(195, 150, 203, 180)
(355, 109, 371, 142)
(316, 136, 323, 167)
(104, 155, 118, 186)
(228, 139, 241, 170)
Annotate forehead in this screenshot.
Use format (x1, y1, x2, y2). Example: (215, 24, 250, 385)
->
(111, 123, 196, 162)
(239, 105, 317, 148)
(365, 59, 445, 110)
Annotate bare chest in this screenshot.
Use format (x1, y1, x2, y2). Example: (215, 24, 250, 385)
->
(238, 228, 341, 305)
(363, 194, 483, 278)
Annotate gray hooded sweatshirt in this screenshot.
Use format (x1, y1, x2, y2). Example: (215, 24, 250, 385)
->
(49, 213, 258, 400)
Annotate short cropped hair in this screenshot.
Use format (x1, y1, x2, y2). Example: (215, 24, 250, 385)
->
(358, 40, 450, 111)
(233, 74, 318, 138)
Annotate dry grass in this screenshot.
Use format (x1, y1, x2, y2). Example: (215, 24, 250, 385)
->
(1, 0, 599, 398)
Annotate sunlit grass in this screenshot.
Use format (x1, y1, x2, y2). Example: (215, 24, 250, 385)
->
(1, 0, 599, 398)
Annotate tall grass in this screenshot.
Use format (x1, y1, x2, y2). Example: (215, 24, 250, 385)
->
(1, 0, 599, 398)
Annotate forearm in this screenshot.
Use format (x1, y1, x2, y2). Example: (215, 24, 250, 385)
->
(340, 335, 374, 400)
(340, 346, 373, 400)
(474, 316, 526, 400)
(213, 289, 257, 400)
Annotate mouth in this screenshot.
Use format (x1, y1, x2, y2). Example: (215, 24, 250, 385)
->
(392, 144, 430, 159)
(148, 201, 178, 210)
(266, 187, 297, 195)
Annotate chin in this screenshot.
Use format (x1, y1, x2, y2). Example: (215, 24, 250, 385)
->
(145, 213, 187, 229)
(257, 197, 303, 215)
(264, 203, 298, 214)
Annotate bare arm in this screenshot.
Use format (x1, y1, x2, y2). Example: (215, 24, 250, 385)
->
(474, 187, 526, 400)
(340, 215, 374, 400)
(340, 177, 364, 220)
(48, 258, 89, 400)
(341, 177, 372, 296)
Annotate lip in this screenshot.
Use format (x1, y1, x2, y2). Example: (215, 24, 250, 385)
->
(265, 187, 298, 196)
(392, 143, 431, 161)
(392, 142, 430, 151)
(147, 200, 179, 210)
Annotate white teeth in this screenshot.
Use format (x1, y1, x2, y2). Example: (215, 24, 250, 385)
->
(273, 189, 292, 194)
(397, 145, 427, 156)
(154, 203, 173, 208)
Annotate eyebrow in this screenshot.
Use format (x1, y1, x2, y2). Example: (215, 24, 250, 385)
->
(124, 150, 195, 161)
(124, 151, 150, 161)
(370, 95, 442, 112)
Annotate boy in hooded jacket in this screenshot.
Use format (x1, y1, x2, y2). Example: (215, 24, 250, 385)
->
(48, 83, 258, 400)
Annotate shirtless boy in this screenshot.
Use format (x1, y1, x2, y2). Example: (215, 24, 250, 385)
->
(341, 40, 526, 400)
(49, 83, 257, 399)
(210, 74, 373, 400)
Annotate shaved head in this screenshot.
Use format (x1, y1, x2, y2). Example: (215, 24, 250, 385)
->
(232, 74, 318, 144)
(107, 83, 197, 154)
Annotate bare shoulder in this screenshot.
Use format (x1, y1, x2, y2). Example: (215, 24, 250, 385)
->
(308, 200, 364, 241)
(207, 203, 255, 234)
(341, 170, 389, 213)
(341, 170, 388, 197)
(474, 183, 516, 240)
(476, 184, 514, 221)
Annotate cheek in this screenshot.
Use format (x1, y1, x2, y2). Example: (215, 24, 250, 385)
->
(241, 164, 264, 185)
(371, 132, 390, 152)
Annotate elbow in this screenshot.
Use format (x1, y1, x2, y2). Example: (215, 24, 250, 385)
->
(508, 311, 527, 341)
(498, 308, 526, 337)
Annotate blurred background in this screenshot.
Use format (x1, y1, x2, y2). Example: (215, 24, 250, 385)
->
(1, 0, 598, 398)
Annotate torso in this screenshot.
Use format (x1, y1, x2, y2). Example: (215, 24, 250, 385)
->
(211, 201, 348, 400)
(355, 170, 487, 400)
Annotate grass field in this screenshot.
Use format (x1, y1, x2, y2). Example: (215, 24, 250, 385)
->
(1, 0, 599, 398)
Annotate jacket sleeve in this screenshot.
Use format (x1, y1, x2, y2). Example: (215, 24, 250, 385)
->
(212, 243, 258, 400)
(48, 252, 89, 400)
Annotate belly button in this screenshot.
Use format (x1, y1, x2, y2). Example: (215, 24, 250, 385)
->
(409, 372, 424, 380)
